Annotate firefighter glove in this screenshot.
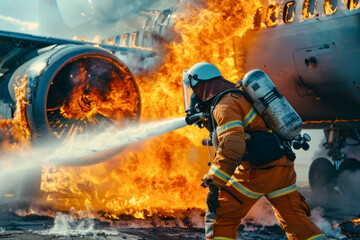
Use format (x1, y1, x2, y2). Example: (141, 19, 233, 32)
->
(206, 185, 220, 213)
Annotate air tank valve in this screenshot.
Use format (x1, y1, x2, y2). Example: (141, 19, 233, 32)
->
(293, 133, 311, 151)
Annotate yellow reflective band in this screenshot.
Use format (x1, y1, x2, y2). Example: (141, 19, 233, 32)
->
(267, 184, 298, 199)
(209, 165, 231, 183)
(243, 108, 257, 128)
(214, 237, 235, 240)
(216, 120, 243, 136)
(306, 234, 327, 240)
(229, 177, 263, 199)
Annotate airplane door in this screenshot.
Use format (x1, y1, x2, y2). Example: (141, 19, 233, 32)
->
(293, 43, 345, 90)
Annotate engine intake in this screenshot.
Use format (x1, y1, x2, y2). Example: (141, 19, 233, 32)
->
(4, 44, 141, 139)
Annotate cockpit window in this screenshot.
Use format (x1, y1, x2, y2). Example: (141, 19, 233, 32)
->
(348, 0, 360, 9)
(253, 8, 262, 30)
(284, 1, 296, 23)
(303, 0, 317, 19)
(266, 4, 279, 27)
(324, 0, 337, 14)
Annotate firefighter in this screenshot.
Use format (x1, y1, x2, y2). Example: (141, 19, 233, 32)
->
(183, 62, 337, 240)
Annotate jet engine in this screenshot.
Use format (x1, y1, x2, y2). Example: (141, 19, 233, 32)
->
(0, 44, 141, 139)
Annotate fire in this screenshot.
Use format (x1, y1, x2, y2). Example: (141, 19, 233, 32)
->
(338, 217, 360, 237)
(3, 0, 263, 220)
(303, 0, 316, 19)
(284, 2, 295, 23)
(324, 0, 337, 15)
(265, 4, 279, 27)
(0, 75, 31, 152)
(50, 56, 140, 138)
(347, 0, 360, 9)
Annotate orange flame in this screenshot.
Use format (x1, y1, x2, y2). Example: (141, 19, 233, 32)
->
(348, 0, 360, 10)
(0, 75, 31, 152)
(303, 0, 317, 19)
(265, 4, 279, 27)
(51, 56, 140, 138)
(324, 0, 337, 15)
(284, 2, 295, 23)
(6, 0, 262, 220)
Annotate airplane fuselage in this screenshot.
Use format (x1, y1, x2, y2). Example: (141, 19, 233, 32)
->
(237, 1, 360, 127)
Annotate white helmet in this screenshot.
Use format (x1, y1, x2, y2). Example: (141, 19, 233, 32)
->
(182, 62, 222, 112)
(186, 62, 222, 88)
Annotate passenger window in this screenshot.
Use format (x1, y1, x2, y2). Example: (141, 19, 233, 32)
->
(115, 35, 121, 45)
(132, 32, 139, 47)
(303, 0, 317, 19)
(122, 34, 129, 46)
(283, 1, 296, 23)
(324, 0, 337, 14)
(266, 4, 279, 27)
(253, 8, 262, 29)
(348, 0, 360, 9)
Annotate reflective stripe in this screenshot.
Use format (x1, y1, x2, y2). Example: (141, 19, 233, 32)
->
(229, 177, 263, 199)
(306, 234, 327, 240)
(214, 237, 235, 240)
(217, 120, 243, 136)
(243, 108, 257, 127)
(205, 210, 216, 238)
(267, 184, 297, 199)
(209, 165, 231, 183)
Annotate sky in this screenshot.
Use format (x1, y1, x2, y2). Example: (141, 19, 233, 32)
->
(0, 0, 39, 34)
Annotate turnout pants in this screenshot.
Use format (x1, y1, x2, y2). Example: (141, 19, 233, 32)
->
(205, 165, 326, 240)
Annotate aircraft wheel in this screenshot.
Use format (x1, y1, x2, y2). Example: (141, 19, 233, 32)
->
(338, 158, 360, 196)
(309, 158, 337, 194)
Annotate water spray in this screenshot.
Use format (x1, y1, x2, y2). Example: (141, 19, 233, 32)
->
(0, 117, 191, 200)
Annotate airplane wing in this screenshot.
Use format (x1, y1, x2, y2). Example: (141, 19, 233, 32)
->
(0, 30, 155, 75)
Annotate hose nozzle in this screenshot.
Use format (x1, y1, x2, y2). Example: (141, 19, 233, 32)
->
(185, 112, 209, 125)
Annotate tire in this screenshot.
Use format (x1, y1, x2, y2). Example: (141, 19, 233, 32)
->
(309, 158, 337, 194)
(338, 158, 360, 196)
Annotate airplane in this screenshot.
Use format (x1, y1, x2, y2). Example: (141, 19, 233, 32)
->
(0, 1, 175, 206)
(231, 0, 360, 195)
(0, 0, 359, 204)
(81, 0, 360, 195)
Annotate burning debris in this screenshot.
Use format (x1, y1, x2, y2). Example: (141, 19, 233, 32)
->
(339, 217, 360, 238)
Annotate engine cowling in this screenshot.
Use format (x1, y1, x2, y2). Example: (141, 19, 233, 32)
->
(5, 44, 141, 139)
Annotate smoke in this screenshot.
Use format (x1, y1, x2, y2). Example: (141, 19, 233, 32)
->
(38, 212, 118, 237)
(0, 118, 187, 204)
(39, 0, 180, 39)
(242, 197, 279, 230)
(311, 207, 346, 238)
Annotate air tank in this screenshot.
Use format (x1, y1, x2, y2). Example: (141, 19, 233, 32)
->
(242, 69, 302, 140)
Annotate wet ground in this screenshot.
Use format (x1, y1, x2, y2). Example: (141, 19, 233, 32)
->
(1, 185, 360, 240)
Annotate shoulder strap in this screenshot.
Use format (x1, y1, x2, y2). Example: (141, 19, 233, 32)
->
(208, 88, 252, 132)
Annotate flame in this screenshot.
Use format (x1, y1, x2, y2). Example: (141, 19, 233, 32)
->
(265, 4, 279, 27)
(303, 0, 316, 19)
(4, 0, 262, 220)
(132, 32, 138, 47)
(49, 56, 140, 138)
(347, 0, 360, 10)
(337, 217, 360, 237)
(284, 2, 295, 23)
(0, 75, 31, 152)
(324, 0, 337, 15)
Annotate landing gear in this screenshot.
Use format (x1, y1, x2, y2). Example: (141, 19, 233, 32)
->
(338, 158, 360, 196)
(308, 127, 360, 196)
(309, 158, 337, 194)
